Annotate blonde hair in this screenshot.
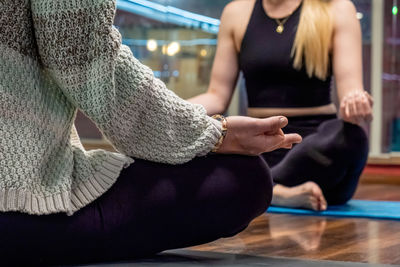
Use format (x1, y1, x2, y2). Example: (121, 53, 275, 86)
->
(291, 0, 333, 80)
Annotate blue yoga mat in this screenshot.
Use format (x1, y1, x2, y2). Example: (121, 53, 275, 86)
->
(267, 200, 400, 220)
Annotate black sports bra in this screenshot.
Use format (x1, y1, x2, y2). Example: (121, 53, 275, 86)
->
(239, 0, 332, 108)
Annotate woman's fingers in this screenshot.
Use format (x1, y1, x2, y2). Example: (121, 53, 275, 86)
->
(355, 94, 372, 123)
(261, 133, 302, 152)
(350, 97, 360, 122)
(343, 98, 358, 124)
(256, 116, 288, 134)
(281, 133, 302, 149)
(257, 119, 301, 152)
(359, 96, 373, 123)
(262, 134, 286, 152)
(362, 93, 373, 122)
(364, 91, 374, 106)
(344, 98, 351, 119)
(354, 100, 364, 124)
(217, 116, 302, 155)
(340, 91, 374, 125)
(339, 101, 347, 120)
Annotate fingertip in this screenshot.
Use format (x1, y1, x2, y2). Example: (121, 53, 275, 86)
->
(321, 198, 327, 210)
(279, 116, 288, 126)
(293, 134, 302, 144)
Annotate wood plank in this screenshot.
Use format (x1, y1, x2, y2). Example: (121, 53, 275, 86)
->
(360, 169, 400, 185)
(368, 156, 400, 165)
(354, 183, 400, 200)
(192, 182, 400, 265)
(192, 214, 400, 265)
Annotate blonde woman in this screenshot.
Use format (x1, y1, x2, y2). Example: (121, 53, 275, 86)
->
(190, 0, 373, 211)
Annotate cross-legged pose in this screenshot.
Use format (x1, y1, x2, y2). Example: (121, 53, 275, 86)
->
(189, 0, 372, 211)
(0, 0, 303, 265)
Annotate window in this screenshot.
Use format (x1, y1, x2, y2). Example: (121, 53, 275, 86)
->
(75, 0, 400, 158)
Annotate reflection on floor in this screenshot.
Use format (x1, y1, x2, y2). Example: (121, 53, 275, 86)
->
(191, 178, 400, 265)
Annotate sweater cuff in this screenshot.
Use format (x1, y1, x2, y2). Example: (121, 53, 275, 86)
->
(196, 116, 223, 157)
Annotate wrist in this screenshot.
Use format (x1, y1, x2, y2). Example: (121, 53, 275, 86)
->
(340, 89, 365, 100)
(211, 114, 228, 153)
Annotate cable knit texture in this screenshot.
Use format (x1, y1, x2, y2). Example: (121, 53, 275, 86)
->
(0, 0, 222, 215)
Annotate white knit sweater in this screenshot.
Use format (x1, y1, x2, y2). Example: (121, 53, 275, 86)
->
(0, 0, 222, 215)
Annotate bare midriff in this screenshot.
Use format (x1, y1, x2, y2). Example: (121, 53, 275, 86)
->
(247, 103, 337, 118)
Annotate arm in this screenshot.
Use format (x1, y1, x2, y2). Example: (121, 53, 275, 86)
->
(332, 0, 373, 125)
(31, 0, 301, 163)
(31, 0, 222, 164)
(188, 3, 241, 115)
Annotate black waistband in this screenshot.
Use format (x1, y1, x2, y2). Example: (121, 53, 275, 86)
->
(285, 114, 337, 121)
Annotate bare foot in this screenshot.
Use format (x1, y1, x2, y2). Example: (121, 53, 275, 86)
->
(271, 181, 327, 211)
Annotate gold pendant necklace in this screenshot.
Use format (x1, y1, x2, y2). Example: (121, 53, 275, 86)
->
(276, 24, 284, 33)
(265, 0, 302, 34)
(275, 17, 290, 34)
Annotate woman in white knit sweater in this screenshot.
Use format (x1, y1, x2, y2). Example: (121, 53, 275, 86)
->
(0, 0, 301, 264)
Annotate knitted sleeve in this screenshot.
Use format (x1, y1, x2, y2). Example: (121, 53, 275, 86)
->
(31, 0, 222, 164)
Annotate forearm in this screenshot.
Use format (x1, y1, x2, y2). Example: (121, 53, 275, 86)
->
(103, 46, 223, 164)
(336, 79, 364, 103)
(331, 0, 364, 104)
(188, 92, 228, 116)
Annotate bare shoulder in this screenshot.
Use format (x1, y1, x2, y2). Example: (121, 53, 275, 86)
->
(330, 0, 357, 18)
(223, 0, 255, 13)
(220, 0, 256, 51)
(221, 0, 255, 22)
(330, 0, 358, 27)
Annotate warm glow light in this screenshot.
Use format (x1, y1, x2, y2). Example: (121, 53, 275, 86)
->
(200, 48, 208, 57)
(162, 45, 167, 55)
(147, 39, 158, 52)
(356, 12, 364, 20)
(167, 42, 181, 56)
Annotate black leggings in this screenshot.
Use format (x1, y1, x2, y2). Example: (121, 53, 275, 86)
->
(262, 115, 369, 205)
(0, 154, 272, 265)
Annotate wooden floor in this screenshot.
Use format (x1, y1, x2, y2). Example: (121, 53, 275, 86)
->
(191, 175, 400, 265)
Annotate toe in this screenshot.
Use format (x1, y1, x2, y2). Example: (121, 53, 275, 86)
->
(307, 196, 320, 211)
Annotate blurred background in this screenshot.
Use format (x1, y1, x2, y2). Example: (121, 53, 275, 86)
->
(76, 0, 400, 162)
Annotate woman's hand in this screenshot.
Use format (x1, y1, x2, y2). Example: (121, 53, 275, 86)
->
(339, 90, 373, 125)
(216, 116, 302, 155)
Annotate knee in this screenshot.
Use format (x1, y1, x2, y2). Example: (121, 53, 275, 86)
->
(342, 123, 369, 163)
(251, 159, 274, 215)
(217, 155, 273, 237)
(236, 155, 273, 213)
(320, 120, 369, 159)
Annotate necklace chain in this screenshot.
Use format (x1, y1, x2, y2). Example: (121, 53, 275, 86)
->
(274, 16, 291, 34)
(264, 0, 301, 34)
